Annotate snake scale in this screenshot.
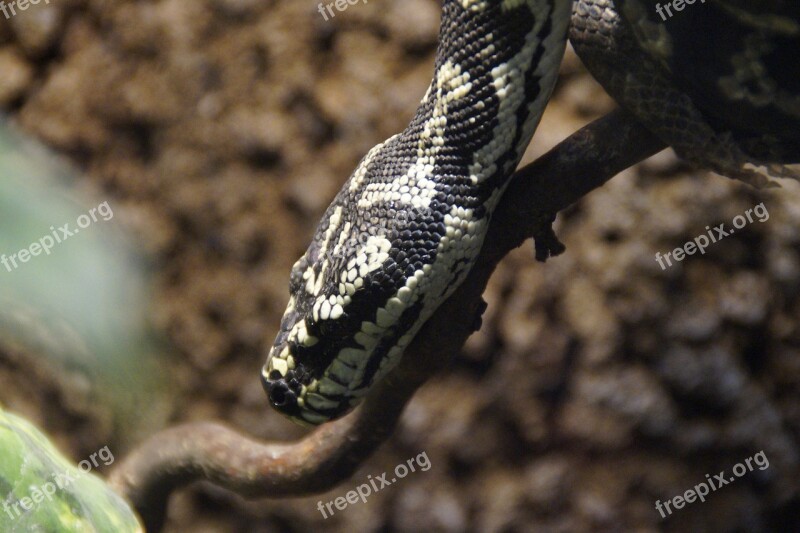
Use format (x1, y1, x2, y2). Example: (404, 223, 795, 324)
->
(263, 0, 800, 425)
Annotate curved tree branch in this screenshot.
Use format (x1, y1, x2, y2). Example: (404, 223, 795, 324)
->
(108, 108, 666, 532)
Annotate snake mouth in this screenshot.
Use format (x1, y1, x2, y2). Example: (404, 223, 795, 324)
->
(262, 360, 356, 426)
(261, 363, 335, 426)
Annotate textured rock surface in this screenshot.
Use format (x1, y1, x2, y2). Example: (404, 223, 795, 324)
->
(1, 0, 799, 531)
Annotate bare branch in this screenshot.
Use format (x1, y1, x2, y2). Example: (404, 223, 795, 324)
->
(108, 108, 666, 532)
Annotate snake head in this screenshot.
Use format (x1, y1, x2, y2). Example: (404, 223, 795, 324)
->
(262, 251, 346, 426)
(261, 226, 420, 426)
(262, 201, 430, 426)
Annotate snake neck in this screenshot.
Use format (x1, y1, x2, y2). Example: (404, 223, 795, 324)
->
(406, 0, 571, 203)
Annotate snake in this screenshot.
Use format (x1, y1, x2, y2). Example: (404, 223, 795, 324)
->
(263, 0, 800, 426)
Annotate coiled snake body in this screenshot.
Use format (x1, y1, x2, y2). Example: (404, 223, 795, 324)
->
(264, 0, 800, 425)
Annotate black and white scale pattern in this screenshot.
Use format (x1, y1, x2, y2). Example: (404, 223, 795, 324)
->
(263, 0, 570, 425)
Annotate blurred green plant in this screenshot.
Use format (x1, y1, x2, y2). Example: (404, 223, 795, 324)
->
(0, 119, 171, 443)
(0, 404, 143, 532)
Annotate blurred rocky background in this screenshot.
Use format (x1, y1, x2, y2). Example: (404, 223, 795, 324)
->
(1, 0, 800, 531)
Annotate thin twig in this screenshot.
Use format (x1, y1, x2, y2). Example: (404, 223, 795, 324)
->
(108, 108, 666, 532)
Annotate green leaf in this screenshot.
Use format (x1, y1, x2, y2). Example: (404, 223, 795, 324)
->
(0, 406, 143, 533)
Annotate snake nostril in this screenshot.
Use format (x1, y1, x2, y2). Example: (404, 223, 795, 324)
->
(268, 381, 295, 407)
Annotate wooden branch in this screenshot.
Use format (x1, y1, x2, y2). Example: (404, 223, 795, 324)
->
(108, 108, 666, 532)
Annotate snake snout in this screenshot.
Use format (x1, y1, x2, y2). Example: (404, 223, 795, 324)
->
(262, 367, 308, 410)
(262, 371, 297, 409)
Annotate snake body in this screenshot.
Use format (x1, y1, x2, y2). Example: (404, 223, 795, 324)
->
(572, 0, 800, 186)
(264, 0, 800, 425)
